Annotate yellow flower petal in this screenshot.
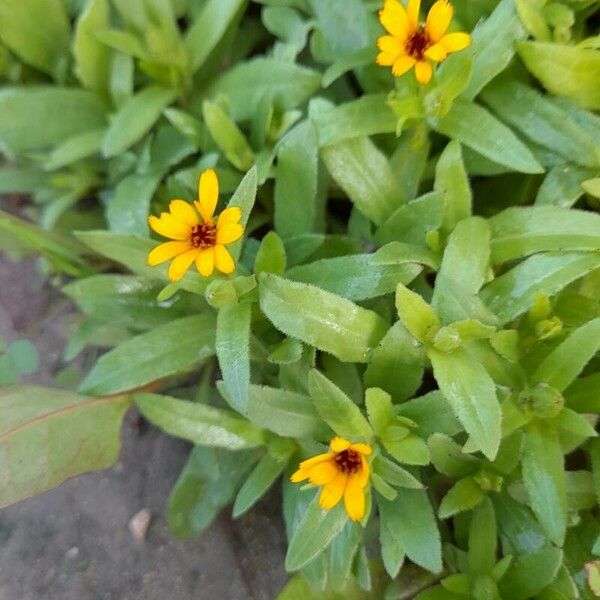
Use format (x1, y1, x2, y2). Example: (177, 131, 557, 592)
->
(426, 0, 453, 42)
(169, 199, 199, 227)
(377, 35, 404, 56)
(298, 452, 332, 471)
(349, 443, 373, 456)
(214, 244, 235, 275)
(392, 55, 417, 77)
(407, 0, 421, 30)
(344, 472, 367, 522)
(379, 0, 409, 39)
(330, 437, 351, 452)
(307, 460, 339, 486)
(195, 247, 215, 277)
(148, 214, 191, 241)
(319, 472, 347, 510)
(414, 60, 433, 84)
(167, 248, 199, 282)
(439, 31, 472, 53)
(217, 206, 242, 227)
(216, 222, 244, 245)
(197, 168, 219, 223)
(424, 42, 448, 62)
(376, 52, 397, 67)
(147, 241, 192, 266)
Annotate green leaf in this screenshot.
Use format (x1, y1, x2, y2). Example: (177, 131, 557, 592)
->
(168, 446, 257, 538)
(0, 87, 107, 155)
(135, 393, 264, 449)
(429, 348, 501, 460)
(240, 384, 326, 439)
(206, 57, 321, 121)
(287, 254, 422, 302)
(102, 86, 178, 157)
(44, 128, 105, 170)
(375, 191, 444, 247)
(312, 95, 397, 147)
(439, 478, 485, 519)
(185, 0, 247, 72)
(498, 547, 563, 600)
(378, 490, 442, 574)
(259, 273, 388, 363)
(285, 494, 347, 571)
(533, 318, 600, 392)
(373, 456, 424, 490)
(482, 80, 600, 169)
(383, 433, 430, 466)
(0, 386, 129, 509)
(274, 121, 320, 239)
(480, 253, 600, 325)
(62, 274, 196, 329)
(308, 370, 372, 440)
(432, 217, 490, 323)
(0, 210, 90, 277)
(106, 172, 161, 236)
(463, 0, 526, 100)
(433, 99, 543, 174)
(202, 99, 255, 170)
(380, 517, 405, 578)
(536, 164, 594, 208)
(216, 301, 252, 414)
(518, 41, 600, 110)
(364, 321, 426, 403)
(395, 283, 440, 344)
(233, 453, 287, 517)
(397, 392, 462, 438)
(434, 142, 472, 234)
(226, 166, 258, 261)
(521, 421, 567, 546)
(322, 136, 405, 226)
(489, 206, 600, 265)
(0, 0, 70, 80)
(428, 433, 479, 478)
(79, 314, 216, 395)
(73, 0, 111, 91)
(364, 388, 396, 436)
(468, 497, 497, 575)
(255, 231, 287, 276)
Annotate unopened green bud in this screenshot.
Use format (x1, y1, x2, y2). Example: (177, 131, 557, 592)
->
(518, 383, 564, 418)
(535, 316, 563, 340)
(432, 325, 461, 353)
(205, 280, 238, 308)
(473, 470, 503, 493)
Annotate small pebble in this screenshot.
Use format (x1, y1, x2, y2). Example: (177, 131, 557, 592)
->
(128, 509, 152, 542)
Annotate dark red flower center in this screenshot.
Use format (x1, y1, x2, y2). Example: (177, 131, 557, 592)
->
(406, 29, 430, 60)
(334, 449, 362, 474)
(190, 222, 217, 248)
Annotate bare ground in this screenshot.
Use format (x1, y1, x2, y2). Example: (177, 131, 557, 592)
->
(0, 251, 288, 600)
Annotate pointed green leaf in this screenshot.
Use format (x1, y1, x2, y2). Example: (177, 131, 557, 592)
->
(259, 273, 388, 363)
(429, 347, 501, 460)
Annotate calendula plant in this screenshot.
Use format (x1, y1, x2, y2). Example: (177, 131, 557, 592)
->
(1, 0, 600, 598)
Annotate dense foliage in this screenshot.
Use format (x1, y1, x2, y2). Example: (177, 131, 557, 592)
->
(1, 0, 600, 598)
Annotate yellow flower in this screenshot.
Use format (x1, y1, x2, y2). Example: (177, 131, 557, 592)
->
(147, 169, 244, 281)
(290, 437, 372, 522)
(376, 0, 471, 84)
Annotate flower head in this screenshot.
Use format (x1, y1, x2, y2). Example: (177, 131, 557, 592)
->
(376, 0, 471, 84)
(147, 169, 244, 281)
(290, 437, 372, 522)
